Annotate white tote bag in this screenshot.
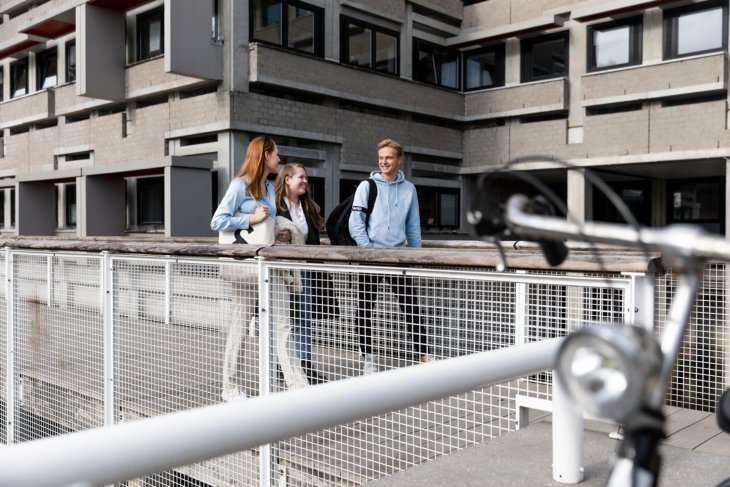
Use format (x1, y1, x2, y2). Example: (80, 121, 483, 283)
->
(218, 213, 275, 245)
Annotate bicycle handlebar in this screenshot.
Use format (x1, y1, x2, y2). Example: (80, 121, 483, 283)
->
(503, 194, 730, 265)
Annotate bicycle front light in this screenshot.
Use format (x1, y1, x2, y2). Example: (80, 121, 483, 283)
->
(556, 325, 662, 424)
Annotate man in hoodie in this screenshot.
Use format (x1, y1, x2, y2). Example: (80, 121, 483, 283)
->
(349, 138, 431, 374)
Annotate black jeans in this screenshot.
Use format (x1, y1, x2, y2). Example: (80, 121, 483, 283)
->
(357, 274, 430, 356)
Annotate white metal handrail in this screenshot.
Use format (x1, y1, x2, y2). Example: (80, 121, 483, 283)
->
(0, 338, 562, 487)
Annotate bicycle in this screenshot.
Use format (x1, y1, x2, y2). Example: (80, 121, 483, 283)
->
(468, 162, 730, 487)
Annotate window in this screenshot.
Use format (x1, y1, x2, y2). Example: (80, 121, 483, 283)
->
(593, 180, 651, 226)
(588, 17, 642, 71)
(0, 190, 4, 229)
(413, 39, 459, 89)
(0, 67, 3, 102)
(66, 40, 76, 82)
(251, 0, 324, 56)
(664, 1, 727, 59)
(521, 32, 568, 82)
(10, 188, 15, 227)
(65, 184, 76, 227)
(341, 17, 398, 75)
(464, 44, 505, 90)
(137, 176, 164, 225)
(668, 178, 724, 234)
(10, 58, 28, 98)
(36, 47, 58, 90)
(211, 0, 221, 43)
(418, 187, 460, 229)
(138, 7, 164, 60)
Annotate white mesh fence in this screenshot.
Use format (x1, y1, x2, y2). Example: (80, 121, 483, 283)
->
(0, 250, 724, 486)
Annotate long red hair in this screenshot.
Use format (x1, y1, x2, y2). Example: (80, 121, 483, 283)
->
(236, 135, 276, 200)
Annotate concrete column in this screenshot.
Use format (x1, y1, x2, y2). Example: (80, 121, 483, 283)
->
(165, 166, 213, 237)
(567, 21, 585, 144)
(643, 8, 664, 64)
(223, 0, 249, 93)
(504, 38, 521, 85)
(17, 181, 56, 236)
(78, 175, 126, 237)
(567, 168, 592, 223)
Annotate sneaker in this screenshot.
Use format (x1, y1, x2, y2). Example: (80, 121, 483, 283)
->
(221, 386, 247, 403)
(362, 354, 376, 375)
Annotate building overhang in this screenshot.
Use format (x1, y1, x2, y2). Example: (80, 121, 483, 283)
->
(446, 15, 565, 48)
(572, 0, 679, 22)
(0, 34, 43, 59)
(89, 0, 153, 11)
(20, 9, 76, 39)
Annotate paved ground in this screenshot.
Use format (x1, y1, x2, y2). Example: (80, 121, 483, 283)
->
(370, 407, 730, 486)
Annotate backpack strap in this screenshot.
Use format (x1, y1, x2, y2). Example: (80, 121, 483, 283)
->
(364, 178, 378, 230)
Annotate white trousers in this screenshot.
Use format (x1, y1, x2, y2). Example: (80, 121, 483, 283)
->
(222, 275, 307, 397)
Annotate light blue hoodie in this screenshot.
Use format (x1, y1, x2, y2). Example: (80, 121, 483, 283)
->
(210, 178, 276, 232)
(348, 170, 422, 248)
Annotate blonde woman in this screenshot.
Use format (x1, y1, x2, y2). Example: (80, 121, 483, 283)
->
(275, 164, 328, 385)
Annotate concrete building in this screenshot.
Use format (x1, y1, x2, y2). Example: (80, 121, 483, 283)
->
(0, 0, 727, 238)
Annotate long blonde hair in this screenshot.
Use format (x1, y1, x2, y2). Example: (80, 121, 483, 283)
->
(274, 163, 325, 230)
(236, 135, 276, 200)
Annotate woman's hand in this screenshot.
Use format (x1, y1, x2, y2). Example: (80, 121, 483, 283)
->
(276, 229, 292, 243)
(249, 205, 270, 225)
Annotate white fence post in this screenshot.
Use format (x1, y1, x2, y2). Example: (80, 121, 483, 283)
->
(5, 247, 14, 444)
(552, 375, 584, 483)
(258, 257, 272, 487)
(102, 252, 114, 427)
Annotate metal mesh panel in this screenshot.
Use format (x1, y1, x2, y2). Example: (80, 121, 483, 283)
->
(656, 262, 729, 411)
(266, 263, 631, 485)
(12, 253, 103, 443)
(114, 257, 260, 486)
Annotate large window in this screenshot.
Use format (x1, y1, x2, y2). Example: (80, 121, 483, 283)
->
(137, 7, 164, 60)
(593, 180, 652, 226)
(464, 44, 505, 91)
(664, 1, 727, 59)
(588, 17, 642, 71)
(413, 39, 459, 89)
(418, 187, 460, 229)
(66, 40, 76, 82)
(0, 67, 3, 102)
(36, 47, 58, 90)
(10, 58, 28, 98)
(341, 17, 398, 75)
(137, 176, 164, 226)
(66, 183, 76, 227)
(521, 32, 568, 82)
(251, 0, 324, 56)
(668, 178, 724, 234)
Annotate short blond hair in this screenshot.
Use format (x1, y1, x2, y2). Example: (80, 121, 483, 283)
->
(377, 139, 403, 158)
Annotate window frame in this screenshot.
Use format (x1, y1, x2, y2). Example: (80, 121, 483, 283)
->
(521, 31, 569, 83)
(463, 43, 505, 91)
(35, 47, 58, 91)
(664, 0, 728, 60)
(412, 38, 460, 90)
(340, 16, 400, 76)
(587, 16, 642, 72)
(137, 6, 164, 61)
(65, 40, 76, 83)
(249, 0, 324, 57)
(10, 58, 28, 98)
(136, 176, 165, 226)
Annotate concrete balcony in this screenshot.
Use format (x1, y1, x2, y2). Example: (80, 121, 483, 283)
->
(0, 89, 54, 129)
(54, 82, 113, 117)
(582, 52, 727, 107)
(465, 79, 568, 121)
(126, 56, 210, 100)
(248, 43, 464, 121)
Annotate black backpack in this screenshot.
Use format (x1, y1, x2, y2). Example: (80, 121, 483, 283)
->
(326, 179, 378, 245)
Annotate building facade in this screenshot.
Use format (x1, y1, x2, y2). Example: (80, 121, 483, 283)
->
(0, 0, 727, 238)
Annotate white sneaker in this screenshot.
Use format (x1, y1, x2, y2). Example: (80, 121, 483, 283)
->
(221, 386, 247, 402)
(362, 354, 376, 375)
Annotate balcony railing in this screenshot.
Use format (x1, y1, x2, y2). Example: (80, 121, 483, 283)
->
(0, 240, 724, 486)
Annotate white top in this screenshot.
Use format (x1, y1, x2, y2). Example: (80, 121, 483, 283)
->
(285, 197, 309, 243)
